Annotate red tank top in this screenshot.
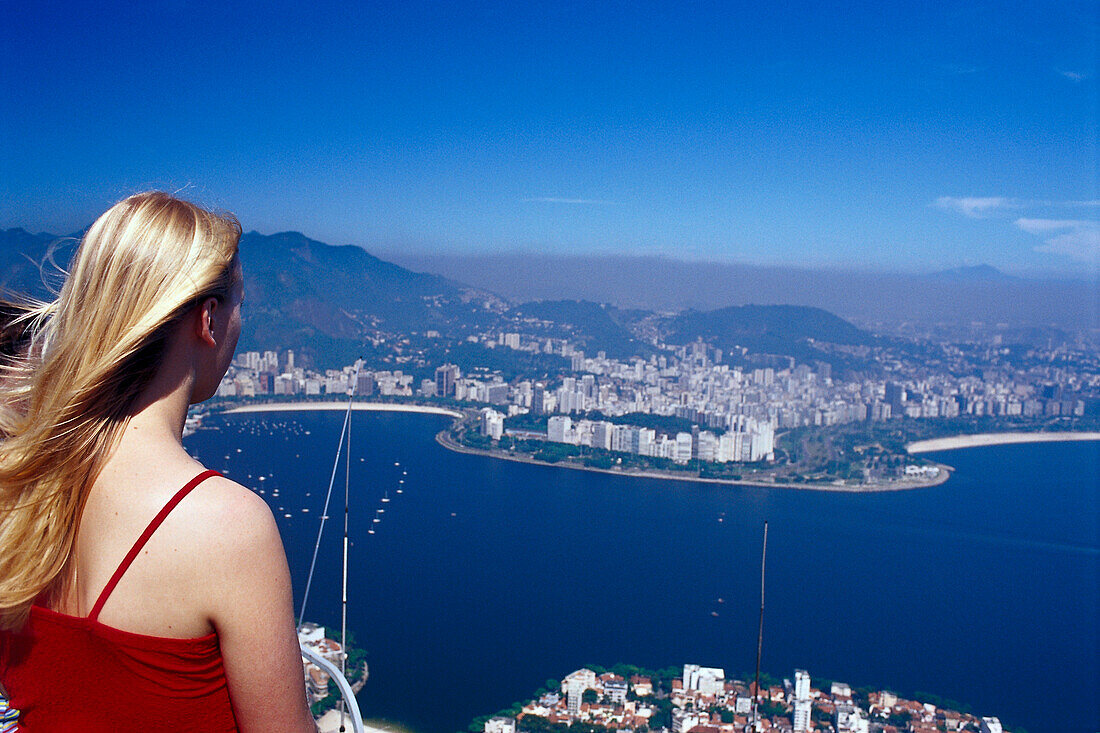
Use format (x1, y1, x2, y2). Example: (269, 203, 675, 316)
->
(0, 470, 240, 731)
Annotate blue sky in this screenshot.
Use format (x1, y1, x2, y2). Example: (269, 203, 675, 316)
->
(1, 0, 1096, 275)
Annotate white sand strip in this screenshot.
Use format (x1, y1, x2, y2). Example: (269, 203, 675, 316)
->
(221, 401, 463, 419)
(908, 431, 1100, 454)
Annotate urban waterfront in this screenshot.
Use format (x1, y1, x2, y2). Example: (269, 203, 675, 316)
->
(185, 411, 1099, 733)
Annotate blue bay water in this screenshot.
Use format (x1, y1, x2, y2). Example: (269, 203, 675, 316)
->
(185, 411, 1099, 733)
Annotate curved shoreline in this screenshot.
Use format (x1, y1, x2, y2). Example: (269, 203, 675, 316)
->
(213, 402, 1099, 492)
(436, 431, 951, 494)
(907, 431, 1100, 454)
(221, 401, 463, 419)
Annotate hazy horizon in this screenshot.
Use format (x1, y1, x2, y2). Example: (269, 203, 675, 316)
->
(384, 249, 1100, 331)
(3, 221, 1095, 331)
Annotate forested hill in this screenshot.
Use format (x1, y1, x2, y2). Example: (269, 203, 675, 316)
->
(668, 304, 874, 351)
(505, 300, 652, 359)
(236, 230, 505, 353)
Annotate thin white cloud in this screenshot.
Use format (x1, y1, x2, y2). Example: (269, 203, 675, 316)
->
(1057, 69, 1089, 82)
(1016, 218, 1100, 264)
(524, 197, 617, 205)
(935, 197, 1100, 219)
(934, 196, 1017, 218)
(1015, 218, 1092, 233)
(1034, 230, 1100, 263)
(936, 197, 1100, 265)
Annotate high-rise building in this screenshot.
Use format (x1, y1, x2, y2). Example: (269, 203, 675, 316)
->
(674, 432, 693, 464)
(435, 364, 459, 397)
(480, 409, 504, 440)
(793, 669, 811, 733)
(547, 416, 572, 444)
(591, 421, 613, 451)
(885, 382, 906, 412)
(562, 669, 596, 715)
(532, 383, 545, 414)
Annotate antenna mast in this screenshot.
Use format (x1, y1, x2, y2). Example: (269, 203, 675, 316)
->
(751, 521, 768, 730)
(298, 359, 362, 631)
(337, 363, 356, 732)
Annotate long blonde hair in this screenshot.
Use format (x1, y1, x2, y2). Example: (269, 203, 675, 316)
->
(0, 192, 241, 630)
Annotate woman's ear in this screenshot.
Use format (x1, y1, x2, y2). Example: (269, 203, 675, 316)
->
(197, 297, 220, 347)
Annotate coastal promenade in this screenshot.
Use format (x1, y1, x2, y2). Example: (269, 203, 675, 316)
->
(908, 431, 1100, 454)
(223, 401, 463, 419)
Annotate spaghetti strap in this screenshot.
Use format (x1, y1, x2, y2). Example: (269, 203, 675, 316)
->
(89, 469, 222, 622)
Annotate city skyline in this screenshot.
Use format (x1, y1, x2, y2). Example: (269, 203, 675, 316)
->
(2, 1, 1096, 276)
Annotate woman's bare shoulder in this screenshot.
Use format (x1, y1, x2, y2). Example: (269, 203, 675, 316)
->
(175, 474, 282, 556)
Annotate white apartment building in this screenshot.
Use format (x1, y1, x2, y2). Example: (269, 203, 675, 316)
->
(484, 716, 516, 733)
(793, 669, 811, 733)
(683, 664, 725, 697)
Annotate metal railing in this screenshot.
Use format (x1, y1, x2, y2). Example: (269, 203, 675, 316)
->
(300, 643, 365, 733)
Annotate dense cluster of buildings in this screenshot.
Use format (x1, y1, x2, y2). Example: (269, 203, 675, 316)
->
(215, 324, 1094, 465)
(485, 664, 1006, 733)
(498, 413, 775, 464)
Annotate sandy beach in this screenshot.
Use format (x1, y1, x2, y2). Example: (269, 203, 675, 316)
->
(907, 431, 1100, 454)
(222, 401, 463, 419)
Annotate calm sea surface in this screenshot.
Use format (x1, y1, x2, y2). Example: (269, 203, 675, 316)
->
(185, 411, 1099, 733)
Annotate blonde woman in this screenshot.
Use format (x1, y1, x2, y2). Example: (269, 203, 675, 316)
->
(0, 193, 316, 731)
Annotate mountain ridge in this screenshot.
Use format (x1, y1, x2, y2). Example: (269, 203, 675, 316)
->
(0, 227, 877, 370)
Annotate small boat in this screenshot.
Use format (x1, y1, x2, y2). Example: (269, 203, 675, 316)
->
(381, 493, 390, 503)
(372, 518, 380, 523)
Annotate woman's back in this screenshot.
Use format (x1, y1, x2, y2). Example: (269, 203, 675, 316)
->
(1, 469, 240, 731)
(0, 192, 316, 732)
(61, 442, 244, 638)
